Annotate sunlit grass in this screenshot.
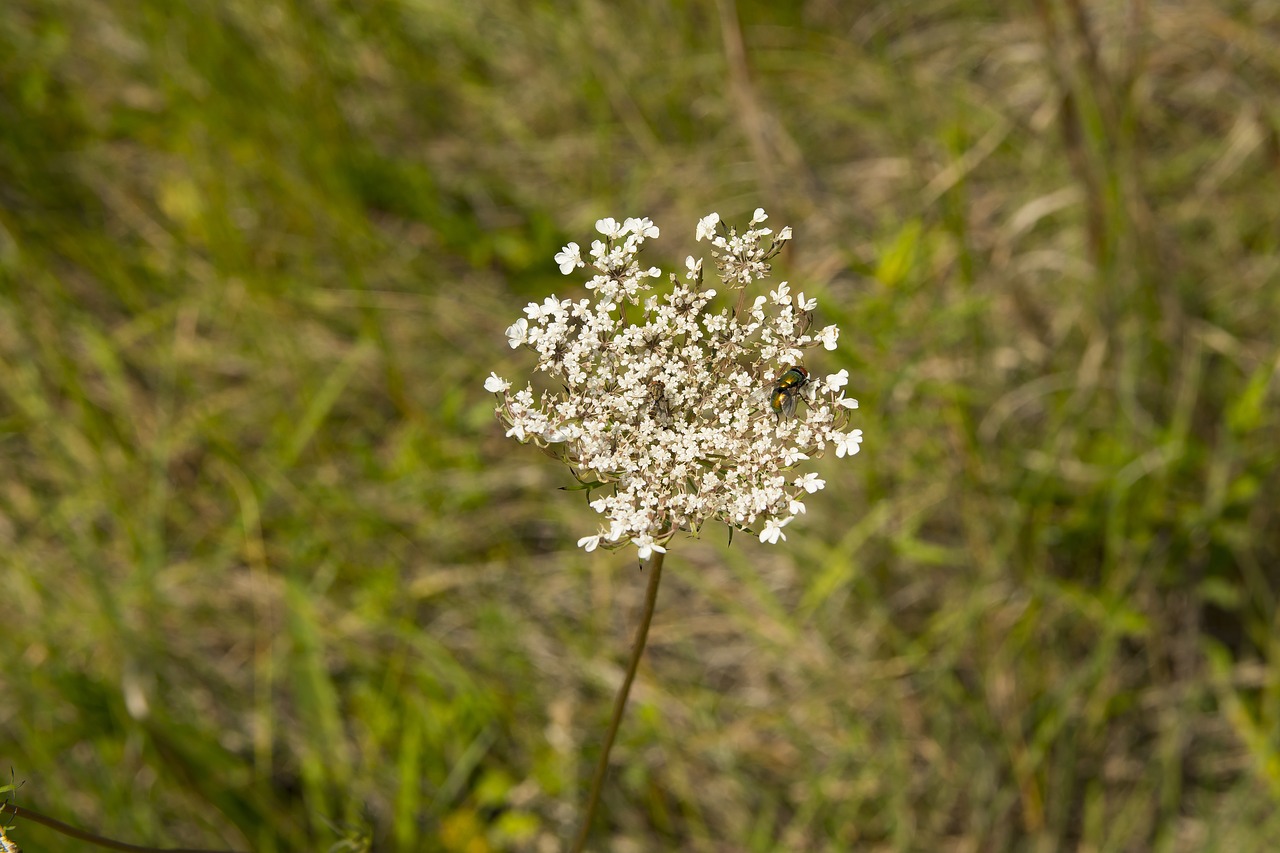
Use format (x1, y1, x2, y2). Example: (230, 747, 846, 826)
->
(2, 0, 1279, 850)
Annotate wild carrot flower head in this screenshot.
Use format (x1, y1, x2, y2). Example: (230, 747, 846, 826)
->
(487, 210, 862, 557)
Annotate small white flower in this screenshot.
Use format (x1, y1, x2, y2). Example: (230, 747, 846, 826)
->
(555, 242, 582, 274)
(789, 498, 807, 515)
(506, 318, 529, 348)
(778, 226, 793, 240)
(795, 472, 825, 493)
(578, 534, 601, 552)
(625, 217, 660, 239)
(780, 446, 809, 466)
(596, 218, 624, 238)
(685, 256, 702, 279)
(796, 292, 817, 311)
(770, 282, 791, 305)
(839, 397, 859, 409)
(484, 373, 511, 393)
(634, 535, 667, 560)
(834, 429, 864, 457)
(824, 369, 849, 393)
(817, 325, 840, 351)
(759, 517, 792, 544)
(751, 208, 768, 224)
(696, 213, 720, 242)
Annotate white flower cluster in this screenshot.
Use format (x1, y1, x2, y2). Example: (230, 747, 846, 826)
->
(487, 210, 862, 557)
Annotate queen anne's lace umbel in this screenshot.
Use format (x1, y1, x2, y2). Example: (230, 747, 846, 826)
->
(487, 209, 863, 557)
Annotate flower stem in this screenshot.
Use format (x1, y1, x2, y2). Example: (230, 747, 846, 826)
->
(0, 800, 245, 853)
(569, 550, 666, 852)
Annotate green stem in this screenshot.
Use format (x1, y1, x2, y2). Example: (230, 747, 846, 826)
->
(569, 550, 666, 852)
(0, 800, 243, 853)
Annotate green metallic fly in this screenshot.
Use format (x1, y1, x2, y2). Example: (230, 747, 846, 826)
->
(769, 365, 810, 421)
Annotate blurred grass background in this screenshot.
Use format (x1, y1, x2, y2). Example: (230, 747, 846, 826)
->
(2, 0, 1280, 850)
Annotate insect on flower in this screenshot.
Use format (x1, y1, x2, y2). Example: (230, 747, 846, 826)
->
(647, 379, 673, 425)
(770, 365, 810, 421)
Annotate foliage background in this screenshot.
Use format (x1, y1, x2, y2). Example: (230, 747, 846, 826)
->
(3, 1, 1280, 850)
